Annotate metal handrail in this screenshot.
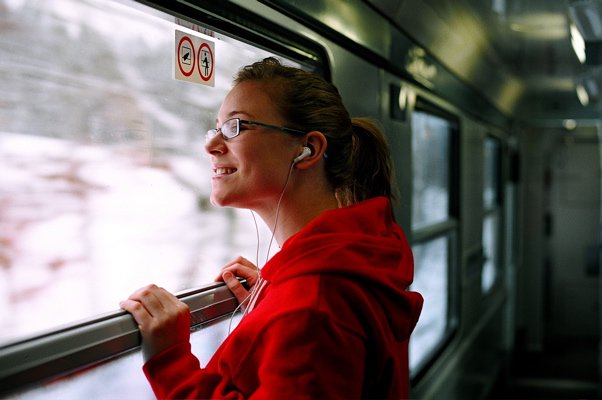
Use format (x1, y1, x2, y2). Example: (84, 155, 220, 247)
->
(0, 282, 239, 395)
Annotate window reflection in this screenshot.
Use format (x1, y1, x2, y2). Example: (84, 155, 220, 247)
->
(0, 0, 284, 344)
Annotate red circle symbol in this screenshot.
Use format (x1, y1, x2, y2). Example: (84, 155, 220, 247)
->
(197, 43, 214, 81)
(177, 36, 195, 77)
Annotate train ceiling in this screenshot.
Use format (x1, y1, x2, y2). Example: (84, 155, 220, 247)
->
(367, 0, 602, 124)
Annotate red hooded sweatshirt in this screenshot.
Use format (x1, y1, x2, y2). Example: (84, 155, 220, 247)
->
(143, 197, 423, 399)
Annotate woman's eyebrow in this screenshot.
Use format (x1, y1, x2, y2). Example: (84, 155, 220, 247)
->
(216, 111, 254, 124)
(227, 111, 254, 119)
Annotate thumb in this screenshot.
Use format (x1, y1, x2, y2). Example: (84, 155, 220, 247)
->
(223, 271, 249, 304)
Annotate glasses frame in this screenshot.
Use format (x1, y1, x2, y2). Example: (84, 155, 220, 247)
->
(206, 118, 306, 141)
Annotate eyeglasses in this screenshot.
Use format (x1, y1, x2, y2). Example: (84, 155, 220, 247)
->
(206, 118, 306, 141)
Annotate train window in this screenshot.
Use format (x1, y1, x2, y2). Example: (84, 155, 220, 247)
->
(408, 103, 459, 375)
(482, 137, 502, 292)
(1, 0, 327, 395)
(0, 0, 309, 346)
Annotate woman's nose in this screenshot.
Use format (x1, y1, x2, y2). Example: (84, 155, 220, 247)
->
(204, 133, 227, 156)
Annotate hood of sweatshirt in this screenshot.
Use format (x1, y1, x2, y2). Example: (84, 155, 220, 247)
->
(261, 196, 423, 341)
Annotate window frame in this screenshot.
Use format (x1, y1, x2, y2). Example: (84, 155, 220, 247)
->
(140, 0, 330, 78)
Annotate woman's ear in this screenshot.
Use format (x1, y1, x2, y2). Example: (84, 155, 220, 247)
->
(294, 131, 327, 169)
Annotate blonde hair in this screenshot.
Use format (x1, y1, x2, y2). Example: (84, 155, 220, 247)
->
(234, 57, 396, 206)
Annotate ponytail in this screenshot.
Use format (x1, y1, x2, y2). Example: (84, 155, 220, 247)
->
(335, 118, 396, 206)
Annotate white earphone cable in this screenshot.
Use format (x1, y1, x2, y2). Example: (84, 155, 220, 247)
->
(227, 160, 296, 334)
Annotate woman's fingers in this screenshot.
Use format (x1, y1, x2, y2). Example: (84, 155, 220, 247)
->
(119, 297, 153, 326)
(222, 270, 251, 304)
(215, 256, 260, 286)
(120, 284, 162, 326)
(120, 284, 191, 361)
(213, 256, 262, 305)
(130, 284, 165, 314)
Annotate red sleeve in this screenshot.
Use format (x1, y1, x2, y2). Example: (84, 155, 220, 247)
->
(142, 342, 244, 399)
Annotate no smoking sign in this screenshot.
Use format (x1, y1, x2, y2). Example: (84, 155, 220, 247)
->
(175, 30, 215, 86)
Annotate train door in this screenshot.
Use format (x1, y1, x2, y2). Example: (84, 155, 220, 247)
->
(546, 126, 600, 389)
(518, 124, 600, 390)
(547, 126, 600, 341)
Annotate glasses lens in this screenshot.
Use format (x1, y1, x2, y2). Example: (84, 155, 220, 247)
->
(222, 118, 239, 139)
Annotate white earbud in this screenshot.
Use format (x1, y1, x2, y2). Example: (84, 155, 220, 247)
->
(293, 146, 311, 164)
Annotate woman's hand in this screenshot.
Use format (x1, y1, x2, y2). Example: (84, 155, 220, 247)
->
(120, 284, 190, 362)
(215, 256, 260, 305)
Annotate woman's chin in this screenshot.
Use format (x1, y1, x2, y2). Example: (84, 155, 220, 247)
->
(210, 193, 239, 208)
(210, 195, 226, 207)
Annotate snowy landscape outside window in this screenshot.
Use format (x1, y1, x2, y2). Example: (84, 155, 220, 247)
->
(0, 0, 300, 345)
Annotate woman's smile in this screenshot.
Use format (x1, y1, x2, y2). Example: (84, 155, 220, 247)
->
(213, 167, 237, 176)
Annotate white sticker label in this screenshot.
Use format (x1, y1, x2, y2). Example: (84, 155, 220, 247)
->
(175, 30, 215, 86)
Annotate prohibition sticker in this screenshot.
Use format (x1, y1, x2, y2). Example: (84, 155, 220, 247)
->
(174, 30, 215, 86)
(177, 35, 195, 77)
(198, 43, 214, 82)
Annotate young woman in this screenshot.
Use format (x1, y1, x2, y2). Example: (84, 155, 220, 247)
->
(120, 57, 423, 399)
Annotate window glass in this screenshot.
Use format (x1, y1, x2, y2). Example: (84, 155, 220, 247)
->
(482, 213, 499, 292)
(411, 111, 451, 230)
(409, 236, 449, 372)
(0, 0, 304, 344)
